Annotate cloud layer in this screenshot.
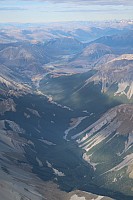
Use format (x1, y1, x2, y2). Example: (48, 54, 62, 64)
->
(0, 7, 27, 11)
(0, 0, 133, 6)
(24, 0, 133, 6)
(0, 0, 132, 23)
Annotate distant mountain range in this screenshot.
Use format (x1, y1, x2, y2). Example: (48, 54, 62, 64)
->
(0, 20, 133, 43)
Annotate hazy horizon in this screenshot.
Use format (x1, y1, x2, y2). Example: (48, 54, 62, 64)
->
(0, 0, 133, 23)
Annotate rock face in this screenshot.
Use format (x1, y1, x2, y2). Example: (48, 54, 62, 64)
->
(0, 98, 16, 113)
(44, 37, 84, 56)
(70, 43, 113, 67)
(84, 53, 133, 99)
(73, 104, 133, 196)
(0, 43, 53, 80)
(94, 30, 133, 48)
(79, 43, 112, 59)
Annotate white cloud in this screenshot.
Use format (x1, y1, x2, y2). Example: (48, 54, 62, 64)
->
(25, 0, 133, 6)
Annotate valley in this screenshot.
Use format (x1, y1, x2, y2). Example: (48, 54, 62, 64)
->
(0, 20, 133, 200)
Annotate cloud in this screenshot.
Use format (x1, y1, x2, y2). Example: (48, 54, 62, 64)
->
(22, 0, 133, 6)
(0, 0, 133, 6)
(51, 8, 121, 13)
(0, 7, 27, 11)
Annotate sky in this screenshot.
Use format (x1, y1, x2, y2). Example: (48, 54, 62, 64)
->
(0, 0, 133, 23)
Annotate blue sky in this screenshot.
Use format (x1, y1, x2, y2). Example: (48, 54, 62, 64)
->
(0, 0, 133, 23)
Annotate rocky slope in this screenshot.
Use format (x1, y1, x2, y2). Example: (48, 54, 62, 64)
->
(71, 104, 133, 196)
(84, 54, 133, 100)
(0, 43, 52, 78)
(70, 43, 113, 67)
(94, 31, 133, 48)
(44, 37, 84, 57)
